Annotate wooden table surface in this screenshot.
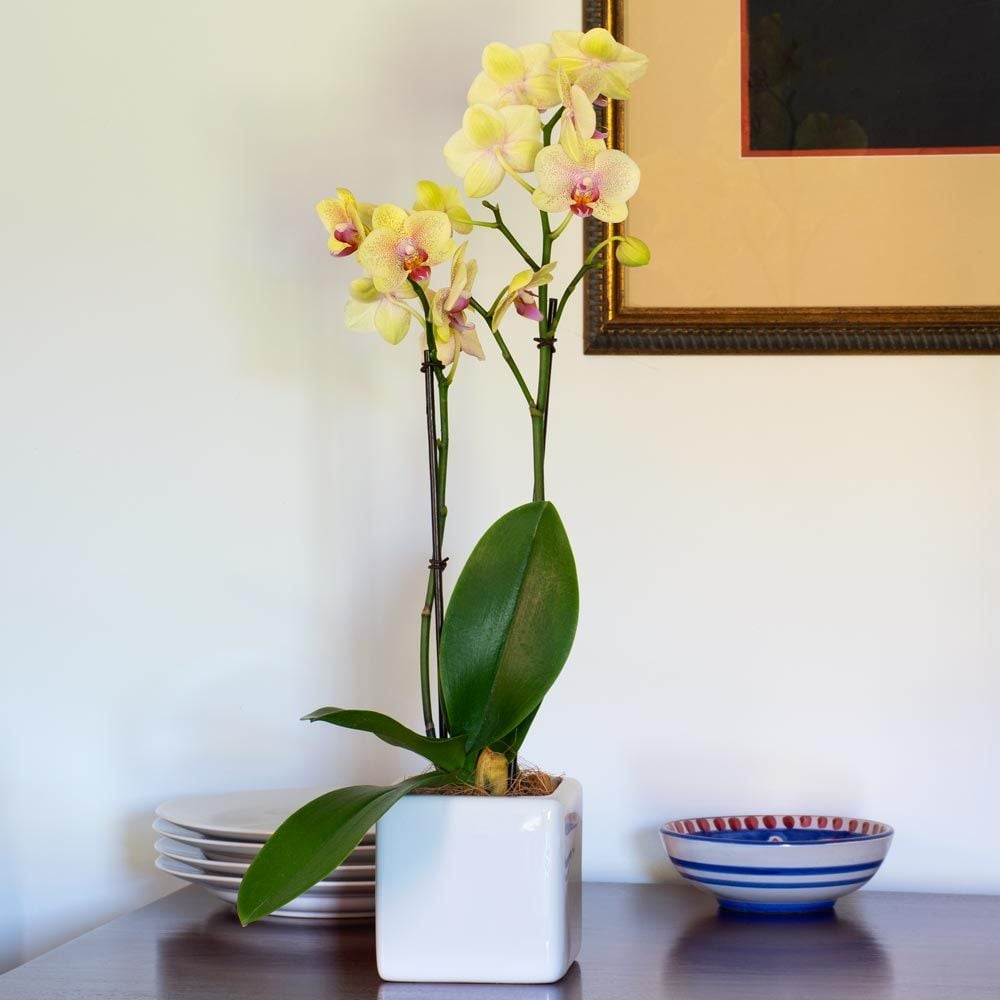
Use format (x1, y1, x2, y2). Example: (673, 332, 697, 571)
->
(2, 883, 998, 999)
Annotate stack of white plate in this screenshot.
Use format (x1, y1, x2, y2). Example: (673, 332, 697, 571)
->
(153, 788, 375, 921)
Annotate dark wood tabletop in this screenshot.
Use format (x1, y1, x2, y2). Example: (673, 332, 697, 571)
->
(2, 882, 998, 999)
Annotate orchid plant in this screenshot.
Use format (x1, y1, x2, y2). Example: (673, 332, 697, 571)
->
(237, 27, 649, 926)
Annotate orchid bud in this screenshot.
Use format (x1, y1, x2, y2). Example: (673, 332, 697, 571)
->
(614, 235, 651, 267)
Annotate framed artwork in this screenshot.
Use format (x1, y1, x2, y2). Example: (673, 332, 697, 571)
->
(582, 0, 1000, 353)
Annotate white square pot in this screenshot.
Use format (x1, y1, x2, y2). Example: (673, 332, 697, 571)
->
(375, 777, 582, 984)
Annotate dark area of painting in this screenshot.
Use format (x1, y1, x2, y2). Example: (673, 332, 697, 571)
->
(745, 0, 1000, 152)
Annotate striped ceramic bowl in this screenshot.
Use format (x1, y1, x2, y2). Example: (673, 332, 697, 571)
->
(660, 814, 894, 913)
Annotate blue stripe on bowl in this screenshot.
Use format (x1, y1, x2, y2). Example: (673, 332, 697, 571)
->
(678, 872, 872, 890)
(668, 856, 882, 877)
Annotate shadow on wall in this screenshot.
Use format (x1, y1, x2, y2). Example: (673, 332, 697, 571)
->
(222, 99, 425, 759)
(0, 798, 24, 972)
(631, 826, 679, 884)
(120, 808, 171, 885)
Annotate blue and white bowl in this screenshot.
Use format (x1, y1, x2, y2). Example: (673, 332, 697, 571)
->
(660, 813, 894, 914)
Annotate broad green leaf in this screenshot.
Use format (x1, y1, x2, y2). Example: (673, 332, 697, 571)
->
(237, 772, 450, 925)
(303, 707, 470, 772)
(440, 501, 578, 753)
(495, 704, 539, 761)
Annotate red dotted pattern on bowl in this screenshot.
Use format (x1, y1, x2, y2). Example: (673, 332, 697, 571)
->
(663, 815, 890, 836)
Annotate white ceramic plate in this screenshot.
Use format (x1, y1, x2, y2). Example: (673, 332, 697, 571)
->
(154, 837, 376, 882)
(205, 887, 373, 921)
(156, 856, 375, 912)
(152, 818, 375, 864)
(225, 893, 374, 921)
(156, 788, 376, 844)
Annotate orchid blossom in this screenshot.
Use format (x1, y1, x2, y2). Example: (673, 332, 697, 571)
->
(555, 70, 603, 161)
(532, 139, 639, 222)
(467, 42, 559, 110)
(550, 28, 649, 100)
(443, 104, 542, 198)
(316, 188, 370, 257)
(357, 205, 455, 292)
(491, 262, 558, 331)
(413, 180, 473, 235)
(430, 244, 485, 364)
(344, 277, 421, 345)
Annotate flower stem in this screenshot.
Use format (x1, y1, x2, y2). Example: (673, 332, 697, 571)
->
(533, 211, 556, 502)
(549, 212, 573, 241)
(551, 260, 598, 333)
(543, 234, 621, 336)
(469, 296, 536, 410)
(500, 159, 536, 194)
(583, 234, 626, 268)
(419, 351, 443, 739)
(409, 278, 450, 740)
(542, 107, 564, 146)
(418, 573, 435, 738)
(435, 376, 450, 740)
(481, 202, 539, 271)
(531, 408, 546, 502)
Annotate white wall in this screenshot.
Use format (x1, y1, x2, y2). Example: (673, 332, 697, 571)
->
(3, 0, 999, 971)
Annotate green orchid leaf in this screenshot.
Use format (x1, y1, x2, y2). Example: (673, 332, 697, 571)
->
(302, 707, 470, 772)
(237, 772, 451, 925)
(495, 704, 540, 761)
(440, 501, 578, 753)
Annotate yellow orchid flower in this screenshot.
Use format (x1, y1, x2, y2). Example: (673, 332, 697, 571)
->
(550, 28, 649, 101)
(491, 262, 558, 331)
(413, 180, 473, 235)
(555, 69, 603, 161)
(316, 188, 371, 257)
(344, 277, 421, 346)
(443, 104, 542, 198)
(357, 201, 375, 230)
(467, 42, 560, 110)
(532, 138, 639, 222)
(429, 244, 484, 365)
(357, 205, 455, 293)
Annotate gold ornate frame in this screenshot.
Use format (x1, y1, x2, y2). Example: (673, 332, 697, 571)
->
(582, 0, 1000, 353)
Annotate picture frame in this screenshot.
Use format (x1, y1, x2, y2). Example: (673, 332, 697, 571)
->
(582, 0, 1000, 354)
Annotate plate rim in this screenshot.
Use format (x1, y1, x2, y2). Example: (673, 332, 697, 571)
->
(155, 856, 376, 908)
(151, 818, 375, 862)
(155, 788, 377, 843)
(153, 837, 376, 881)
